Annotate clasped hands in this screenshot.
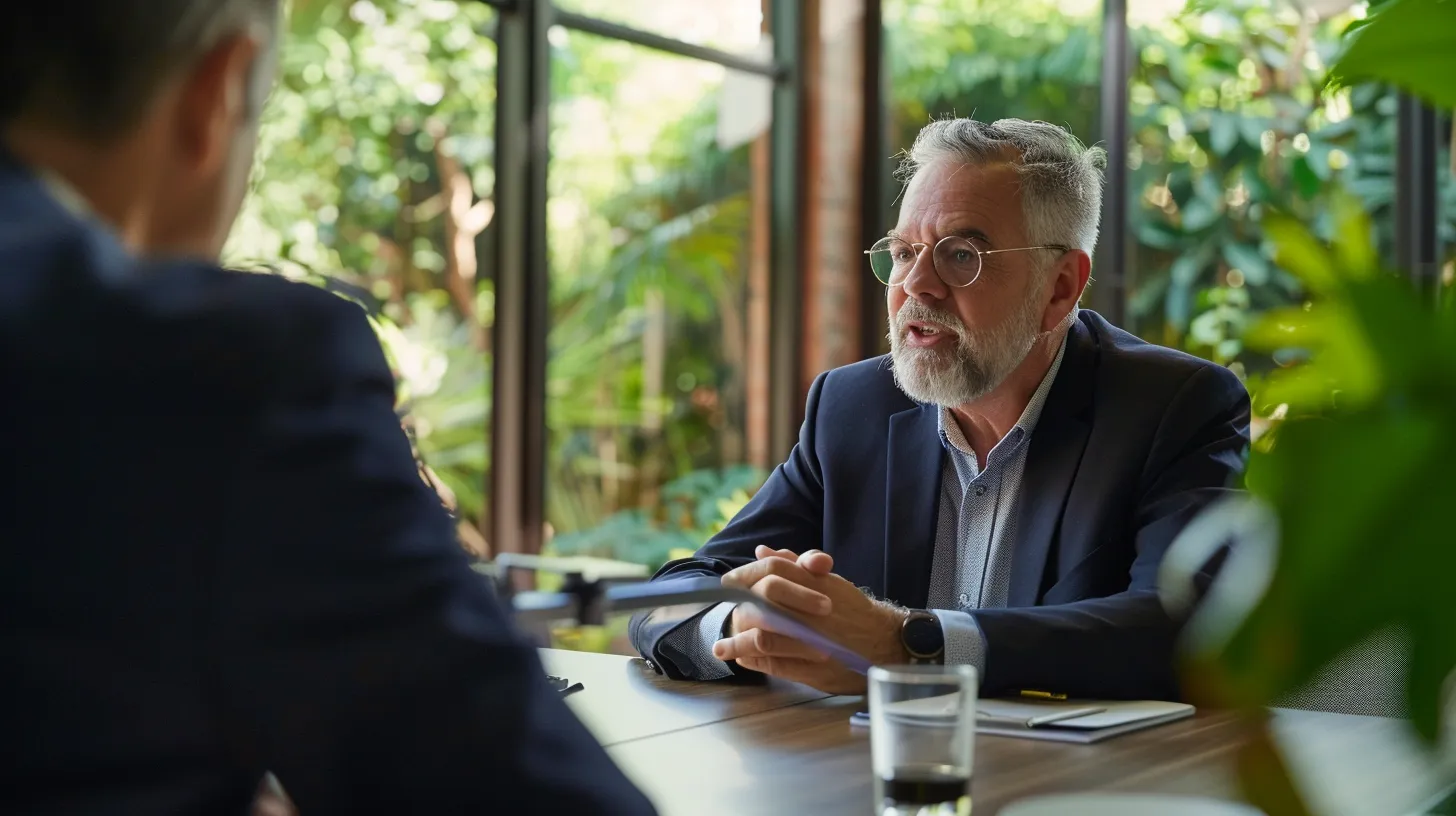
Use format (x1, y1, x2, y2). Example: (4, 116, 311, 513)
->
(711, 545, 909, 694)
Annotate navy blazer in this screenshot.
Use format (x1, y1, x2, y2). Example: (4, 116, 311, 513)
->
(0, 152, 652, 814)
(632, 312, 1250, 701)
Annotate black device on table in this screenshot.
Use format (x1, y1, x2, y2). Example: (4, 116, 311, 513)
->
(547, 674, 585, 697)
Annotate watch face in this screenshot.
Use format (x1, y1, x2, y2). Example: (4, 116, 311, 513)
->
(903, 613, 944, 658)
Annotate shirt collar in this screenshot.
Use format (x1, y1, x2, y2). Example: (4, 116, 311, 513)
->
(938, 331, 1069, 458)
(36, 167, 94, 220)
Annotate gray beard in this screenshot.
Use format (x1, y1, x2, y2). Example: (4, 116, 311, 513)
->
(887, 296, 1043, 407)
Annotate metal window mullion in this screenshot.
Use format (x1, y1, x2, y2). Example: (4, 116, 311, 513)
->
(489, 0, 550, 559)
(1396, 93, 1440, 303)
(553, 8, 784, 78)
(1095, 0, 1130, 327)
(859, 0, 888, 360)
(768, 0, 804, 457)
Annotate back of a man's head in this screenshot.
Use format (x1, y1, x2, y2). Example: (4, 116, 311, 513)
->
(1, 2, 282, 258)
(2, 2, 280, 138)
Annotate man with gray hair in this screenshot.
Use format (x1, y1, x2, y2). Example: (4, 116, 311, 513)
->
(1, 4, 652, 814)
(632, 118, 1250, 701)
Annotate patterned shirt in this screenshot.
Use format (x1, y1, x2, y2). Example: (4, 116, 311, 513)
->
(928, 336, 1065, 672)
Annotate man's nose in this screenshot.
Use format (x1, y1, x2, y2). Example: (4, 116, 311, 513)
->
(900, 244, 948, 303)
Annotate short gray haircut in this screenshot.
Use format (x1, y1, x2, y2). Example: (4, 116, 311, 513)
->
(896, 118, 1107, 259)
(1, 0, 281, 137)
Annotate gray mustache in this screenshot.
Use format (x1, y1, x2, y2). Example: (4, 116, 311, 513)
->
(892, 302, 967, 342)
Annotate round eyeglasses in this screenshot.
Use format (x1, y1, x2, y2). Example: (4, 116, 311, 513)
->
(864, 235, 1069, 288)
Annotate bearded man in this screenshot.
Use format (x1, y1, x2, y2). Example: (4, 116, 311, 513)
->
(629, 118, 1250, 701)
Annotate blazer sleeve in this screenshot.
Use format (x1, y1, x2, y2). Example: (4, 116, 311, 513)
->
(208, 284, 654, 814)
(628, 371, 831, 679)
(970, 363, 1252, 700)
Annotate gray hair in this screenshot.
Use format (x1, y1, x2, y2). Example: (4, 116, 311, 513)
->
(1, 0, 281, 137)
(896, 118, 1107, 259)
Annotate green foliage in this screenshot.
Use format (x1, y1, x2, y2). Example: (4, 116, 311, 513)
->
(233, 1, 769, 557)
(885, 0, 1102, 176)
(1185, 203, 1456, 813)
(1182, 5, 1456, 809)
(1127, 0, 1409, 373)
(1210, 203, 1456, 716)
(550, 466, 767, 571)
(1329, 0, 1456, 110)
(543, 30, 764, 544)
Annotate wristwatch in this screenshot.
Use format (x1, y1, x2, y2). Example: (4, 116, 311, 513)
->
(900, 610, 945, 665)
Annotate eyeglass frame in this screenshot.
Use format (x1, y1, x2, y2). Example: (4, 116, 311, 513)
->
(863, 234, 1071, 288)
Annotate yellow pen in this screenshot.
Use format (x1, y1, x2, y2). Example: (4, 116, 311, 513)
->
(1018, 689, 1068, 701)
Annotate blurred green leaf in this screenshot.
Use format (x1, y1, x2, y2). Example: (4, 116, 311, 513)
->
(1291, 157, 1322, 199)
(1182, 199, 1220, 232)
(1328, 195, 1378, 279)
(1187, 195, 1456, 816)
(1263, 214, 1339, 295)
(1223, 242, 1269, 286)
(1210, 114, 1239, 155)
(1328, 0, 1456, 110)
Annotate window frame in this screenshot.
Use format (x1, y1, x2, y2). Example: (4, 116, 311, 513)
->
(482, 0, 802, 558)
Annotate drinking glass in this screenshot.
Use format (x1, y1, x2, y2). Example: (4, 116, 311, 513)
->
(869, 664, 978, 816)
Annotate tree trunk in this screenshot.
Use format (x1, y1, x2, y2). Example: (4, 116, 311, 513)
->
(429, 117, 494, 349)
(640, 287, 667, 508)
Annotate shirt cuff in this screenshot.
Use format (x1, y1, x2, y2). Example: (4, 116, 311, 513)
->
(658, 602, 736, 681)
(931, 608, 988, 678)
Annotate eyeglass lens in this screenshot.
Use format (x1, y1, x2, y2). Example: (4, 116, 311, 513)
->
(867, 237, 983, 287)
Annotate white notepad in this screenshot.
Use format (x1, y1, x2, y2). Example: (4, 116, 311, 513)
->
(975, 698, 1195, 743)
(875, 695, 1195, 744)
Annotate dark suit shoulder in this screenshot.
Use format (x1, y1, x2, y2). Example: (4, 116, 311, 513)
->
(93, 262, 386, 401)
(815, 354, 917, 417)
(1081, 311, 1245, 401)
(127, 262, 372, 345)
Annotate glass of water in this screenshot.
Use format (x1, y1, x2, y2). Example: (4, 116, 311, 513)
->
(869, 664, 978, 816)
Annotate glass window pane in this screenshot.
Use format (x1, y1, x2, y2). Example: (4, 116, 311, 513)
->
(545, 32, 771, 572)
(552, 0, 767, 53)
(1126, 0, 1394, 381)
(226, 0, 496, 556)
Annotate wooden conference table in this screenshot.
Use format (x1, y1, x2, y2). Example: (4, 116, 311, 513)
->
(542, 649, 1454, 816)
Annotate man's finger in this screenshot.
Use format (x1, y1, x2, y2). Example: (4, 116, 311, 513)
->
(797, 549, 835, 575)
(753, 573, 831, 615)
(755, 545, 799, 561)
(730, 603, 796, 637)
(722, 554, 825, 592)
(713, 627, 829, 663)
(728, 603, 781, 638)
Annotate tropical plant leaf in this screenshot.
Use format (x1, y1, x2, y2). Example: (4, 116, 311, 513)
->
(1327, 0, 1456, 110)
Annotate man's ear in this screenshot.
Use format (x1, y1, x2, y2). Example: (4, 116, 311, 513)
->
(1043, 249, 1091, 333)
(171, 34, 261, 176)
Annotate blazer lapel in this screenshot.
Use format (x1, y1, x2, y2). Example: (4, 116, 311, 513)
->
(1008, 318, 1099, 607)
(883, 403, 944, 609)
